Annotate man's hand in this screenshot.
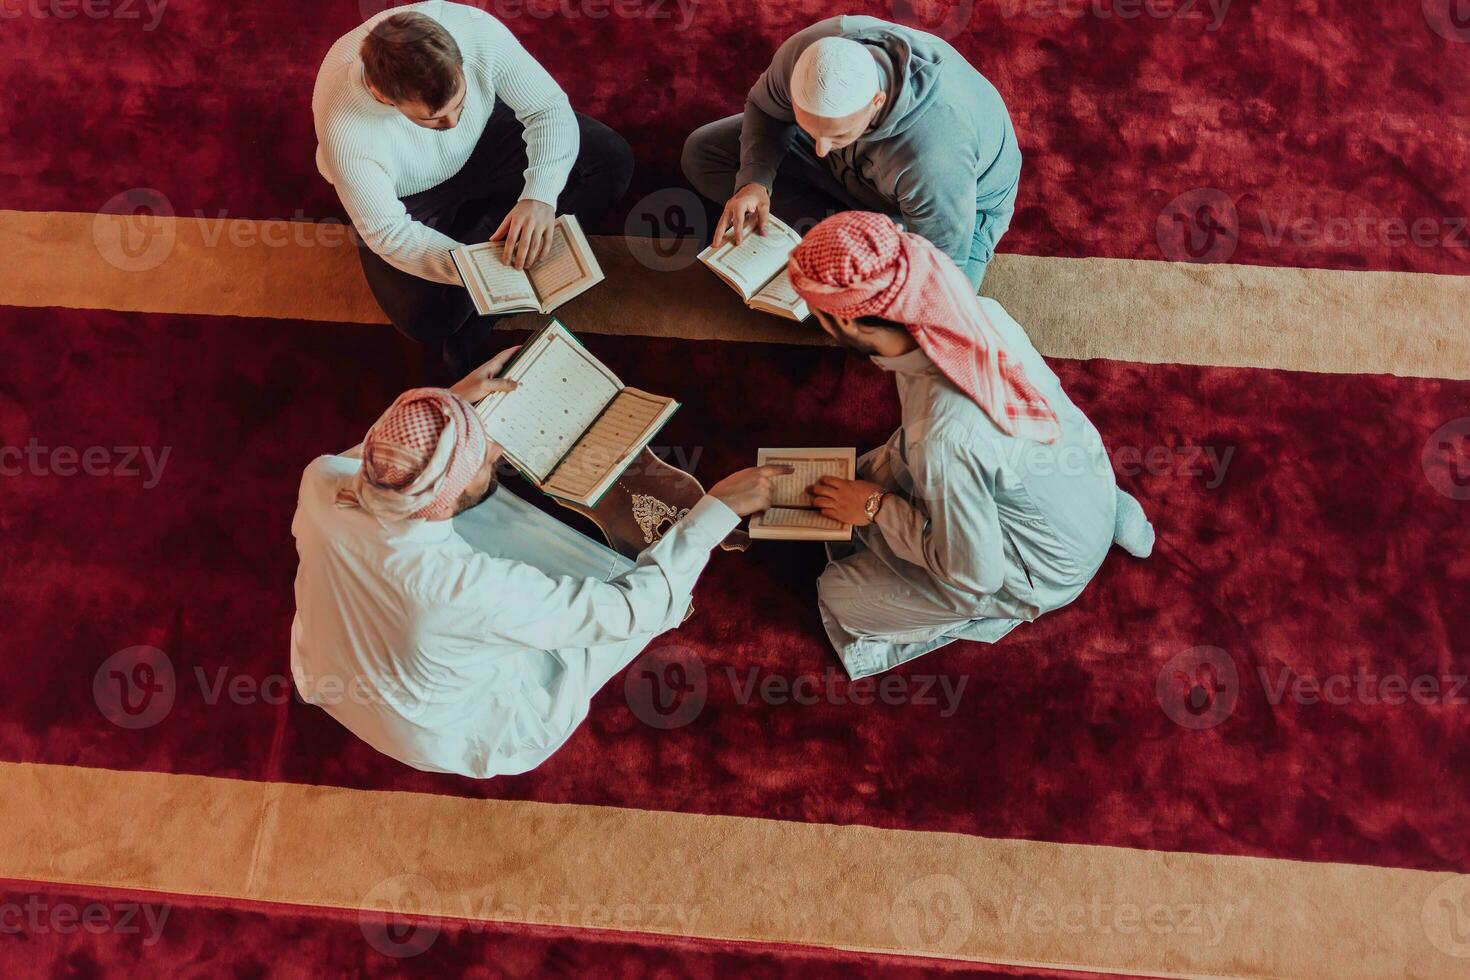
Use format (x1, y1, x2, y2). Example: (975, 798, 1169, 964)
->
(813, 476, 888, 526)
(708, 464, 794, 518)
(490, 199, 556, 270)
(450, 345, 521, 404)
(712, 182, 772, 247)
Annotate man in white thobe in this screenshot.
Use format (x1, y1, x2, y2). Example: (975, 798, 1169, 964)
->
(289, 349, 785, 777)
(788, 212, 1155, 679)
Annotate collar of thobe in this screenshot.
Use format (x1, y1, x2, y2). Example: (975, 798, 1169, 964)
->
(870, 347, 934, 375)
(337, 471, 458, 543)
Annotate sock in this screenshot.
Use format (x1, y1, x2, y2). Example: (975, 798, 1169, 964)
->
(1113, 488, 1155, 558)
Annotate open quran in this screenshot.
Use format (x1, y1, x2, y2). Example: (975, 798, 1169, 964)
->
(451, 214, 604, 316)
(473, 320, 679, 507)
(749, 447, 856, 541)
(698, 215, 810, 321)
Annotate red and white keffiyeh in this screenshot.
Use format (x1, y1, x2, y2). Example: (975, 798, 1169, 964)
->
(788, 212, 1061, 444)
(336, 388, 487, 521)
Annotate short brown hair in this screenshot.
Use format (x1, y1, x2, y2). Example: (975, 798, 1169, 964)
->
(360, 13, 463, 111)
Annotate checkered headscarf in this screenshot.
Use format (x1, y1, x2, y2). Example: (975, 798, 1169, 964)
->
(788, 212, 1061, 444)
(336, 388, 487, 521)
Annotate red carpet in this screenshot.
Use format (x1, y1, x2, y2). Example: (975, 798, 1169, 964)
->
(4, 0, 1469, 974)
(3, 304, 1467, 875)
(3, 2, 1469, 274)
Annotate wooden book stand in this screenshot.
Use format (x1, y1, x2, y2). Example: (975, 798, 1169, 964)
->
(552, 447, 749, 561)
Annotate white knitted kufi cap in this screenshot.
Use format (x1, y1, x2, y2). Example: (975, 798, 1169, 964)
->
(791, 36, 881, 118)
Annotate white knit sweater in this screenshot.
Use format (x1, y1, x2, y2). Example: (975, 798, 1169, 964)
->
(313, 1, 578, 284)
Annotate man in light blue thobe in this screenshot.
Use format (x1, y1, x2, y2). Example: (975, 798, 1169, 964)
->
(792, 213, 1154, 679)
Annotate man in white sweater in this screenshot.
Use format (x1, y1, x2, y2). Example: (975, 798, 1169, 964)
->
(313, 2, 632, 372)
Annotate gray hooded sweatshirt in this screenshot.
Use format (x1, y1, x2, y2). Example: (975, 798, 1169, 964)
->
(738, 15, 1021, 267)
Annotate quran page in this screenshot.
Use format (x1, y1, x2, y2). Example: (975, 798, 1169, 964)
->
(526, 215, 604, 312)
(543, 388, 678, 504)
(760, 508, 846, 531)
(750, 266, 810, 321)
(761, 449, 857, 507)
(454, 243, 538, 314)
(474, 322, 621, 482)
(698, 216, 802, 299)
(750, 447, 856, 541)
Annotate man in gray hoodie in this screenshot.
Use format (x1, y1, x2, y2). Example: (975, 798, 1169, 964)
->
(681, 15, 1021, 289)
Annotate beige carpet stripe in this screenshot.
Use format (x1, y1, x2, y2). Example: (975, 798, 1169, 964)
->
(0, 761, 1463, 978)
(3, 209, 1468, 380)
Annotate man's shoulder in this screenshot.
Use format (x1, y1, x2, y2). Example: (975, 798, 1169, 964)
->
(899, 365, 1003, 446)
(296, 455, 357, 514)
(304, 453, 358, 481)
(424, 0, 513, 55)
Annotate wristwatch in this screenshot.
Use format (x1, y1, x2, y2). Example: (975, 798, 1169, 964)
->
(863, 490, 888, 522)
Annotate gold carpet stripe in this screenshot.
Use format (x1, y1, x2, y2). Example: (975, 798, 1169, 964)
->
(0, 761, 1462, 978)
(2, 209, 1468, 380)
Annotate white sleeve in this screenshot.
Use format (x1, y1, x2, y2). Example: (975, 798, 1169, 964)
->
(873, 435, 1007, 596)
(463, 496, 739, 649)
(483, 16, 578, 206)
(333, 154, 466, 285)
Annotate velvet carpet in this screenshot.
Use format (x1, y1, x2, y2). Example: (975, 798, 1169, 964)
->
(4, 0, 1469, 973)
(3, 2, 1469, 275)
(3, 304, 1466, 876)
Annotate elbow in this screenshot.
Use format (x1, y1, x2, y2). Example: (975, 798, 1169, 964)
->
(612, 583, 686, 643)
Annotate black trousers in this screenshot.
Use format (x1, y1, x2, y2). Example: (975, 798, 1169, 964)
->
(358, 103, 633, 375)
